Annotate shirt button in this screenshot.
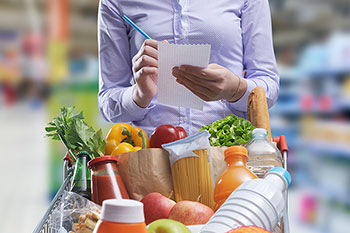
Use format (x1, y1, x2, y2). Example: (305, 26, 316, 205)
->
(183, 117, 188, 122)
(178, 34, 184, 39)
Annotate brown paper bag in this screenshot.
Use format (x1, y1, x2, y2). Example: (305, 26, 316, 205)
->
(209, 146, 227, 184)
(116, 148, 174, 201)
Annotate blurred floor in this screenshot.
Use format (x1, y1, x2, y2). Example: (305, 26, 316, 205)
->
(0, 102, 49, 233)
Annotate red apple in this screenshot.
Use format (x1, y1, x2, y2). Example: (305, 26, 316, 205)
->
(168, 201, 214, 225)
(141, 192, 176, 225)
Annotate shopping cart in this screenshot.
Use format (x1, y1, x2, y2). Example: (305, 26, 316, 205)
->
(33, 156, 74, 233)
(33, 136, 290, 233)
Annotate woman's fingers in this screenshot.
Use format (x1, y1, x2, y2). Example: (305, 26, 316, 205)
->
(140, 66, 158, 75)
(172, 67, 216, 86)
(173, 67, 223, 100)
(177, 64, 218, 81)
(176, 78, 212, 101)
(133, 55, 158, 73)
(173, 70, 212, 99)
(144, 39, 159, 49)
(141, 43, 158, 60)
(132, 39, 159, 67)
(135, 67, 158, 79)
(173, 63, 241, 101)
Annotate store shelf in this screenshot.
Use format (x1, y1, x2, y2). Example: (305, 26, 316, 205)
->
(304, 185, 350, 207)
(337, 99, 350, 111)
(304, 69, 350, 78)
(300, 140, 350, 159)
(270, 102, 302, 116)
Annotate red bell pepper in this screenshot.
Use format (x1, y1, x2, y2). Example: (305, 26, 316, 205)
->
(150, 124, 187, 148)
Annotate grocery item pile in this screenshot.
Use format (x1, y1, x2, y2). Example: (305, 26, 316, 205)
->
(42, 88, 290, 233)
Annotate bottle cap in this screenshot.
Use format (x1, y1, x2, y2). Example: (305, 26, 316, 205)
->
(252, 128, 267, 136)
(101, 199, 145, 223)
(224, 146, 248, 160)
(88, 155, 118, 169)
(268, 167, 292, 186)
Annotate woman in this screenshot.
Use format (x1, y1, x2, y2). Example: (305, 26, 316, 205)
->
(98, 0, 279, 136)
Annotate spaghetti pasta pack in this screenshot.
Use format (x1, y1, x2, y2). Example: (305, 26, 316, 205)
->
(162, 131, 215, 209)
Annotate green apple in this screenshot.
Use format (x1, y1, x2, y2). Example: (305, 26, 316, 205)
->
(147, 219, 191, 233)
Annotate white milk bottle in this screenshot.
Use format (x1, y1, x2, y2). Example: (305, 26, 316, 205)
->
(200, 167, 291, 233)
(246, 128, 283, 178)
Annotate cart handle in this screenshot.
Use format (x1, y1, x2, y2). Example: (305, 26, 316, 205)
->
(273, 135, 288, 156)
(273, 135, 290, 233)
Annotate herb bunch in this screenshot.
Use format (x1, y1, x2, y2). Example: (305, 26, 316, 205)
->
(45, 107, 106, 160)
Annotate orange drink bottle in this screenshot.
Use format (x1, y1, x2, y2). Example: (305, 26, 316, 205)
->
(214, 146, 257, 211)
(93, 199, 148, 233)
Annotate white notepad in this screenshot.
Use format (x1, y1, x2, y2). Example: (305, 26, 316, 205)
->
(158, 43, 211, 110)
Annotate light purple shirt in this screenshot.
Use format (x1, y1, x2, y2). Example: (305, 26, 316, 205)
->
(98, 0, 279, 136)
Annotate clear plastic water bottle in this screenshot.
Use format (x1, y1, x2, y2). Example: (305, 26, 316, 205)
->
(246, 128, 283, 178)
(200, 167, 291, 233)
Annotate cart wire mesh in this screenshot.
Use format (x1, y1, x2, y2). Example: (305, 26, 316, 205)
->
(33, 163, 73, 233)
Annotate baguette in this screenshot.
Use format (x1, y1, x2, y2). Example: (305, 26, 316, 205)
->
(247, 86, 272, 141)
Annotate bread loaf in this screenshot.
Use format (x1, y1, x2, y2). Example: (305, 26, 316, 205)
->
(247, 87, 272, 141)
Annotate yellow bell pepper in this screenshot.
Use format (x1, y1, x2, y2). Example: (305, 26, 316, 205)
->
(111, 142, 141, 156)
(105, 123, 149, 155)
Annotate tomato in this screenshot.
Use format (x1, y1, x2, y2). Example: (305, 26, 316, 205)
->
(150, 125, 187, 148)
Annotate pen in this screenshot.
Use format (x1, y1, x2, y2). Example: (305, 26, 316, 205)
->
(123, 15, 152, 39)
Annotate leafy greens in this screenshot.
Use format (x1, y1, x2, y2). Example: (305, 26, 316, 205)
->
(45, 107, 106, 160)
(199, 114, 255, 146)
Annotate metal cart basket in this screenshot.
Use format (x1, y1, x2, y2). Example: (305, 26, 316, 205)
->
(33, 135, 290, 233)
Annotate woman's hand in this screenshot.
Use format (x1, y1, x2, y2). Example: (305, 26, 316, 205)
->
(172, 64, 247, 102)
(132, 39, 159, 108)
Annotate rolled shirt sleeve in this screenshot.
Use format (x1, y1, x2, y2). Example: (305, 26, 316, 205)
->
(97, 0, 154, 123)
(227, 0, 279, 113)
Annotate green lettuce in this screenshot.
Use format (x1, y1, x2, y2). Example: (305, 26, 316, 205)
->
(199, 114, 255, 146)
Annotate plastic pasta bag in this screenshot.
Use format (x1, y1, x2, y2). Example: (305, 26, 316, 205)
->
(162, 131, 215, 209)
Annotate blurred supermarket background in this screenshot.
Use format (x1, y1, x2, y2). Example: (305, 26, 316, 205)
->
(0, 0, 349, 232)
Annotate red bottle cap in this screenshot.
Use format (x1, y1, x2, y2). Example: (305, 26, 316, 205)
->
(88, 156, 118, 169)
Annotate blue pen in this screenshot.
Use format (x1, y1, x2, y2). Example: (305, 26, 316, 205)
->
(123, 15, 152, 39)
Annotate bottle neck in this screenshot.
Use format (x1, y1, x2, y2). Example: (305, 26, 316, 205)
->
(72, 155, 91, 188)
(253, 133, 267, 139)
(225, 155, 247, 167)
(265, 173, 288, 192)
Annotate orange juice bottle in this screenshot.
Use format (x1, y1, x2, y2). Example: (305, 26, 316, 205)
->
(214, 146, 257, 211)
(93, 199, 148, 233)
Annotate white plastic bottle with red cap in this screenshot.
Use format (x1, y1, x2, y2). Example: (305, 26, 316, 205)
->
(93, 199, 148, 233)
(200, 167, 292, 233)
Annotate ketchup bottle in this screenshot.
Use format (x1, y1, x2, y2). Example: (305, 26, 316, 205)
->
(93, 199, 148, 233)
(88, 156, 129, 205)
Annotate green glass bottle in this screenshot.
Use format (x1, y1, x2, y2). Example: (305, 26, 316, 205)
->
(70, 151, 92, 200)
